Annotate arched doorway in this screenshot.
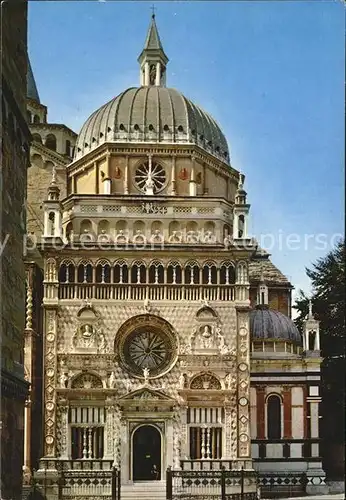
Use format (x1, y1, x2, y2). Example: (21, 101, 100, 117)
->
(132, 425, 161, 481)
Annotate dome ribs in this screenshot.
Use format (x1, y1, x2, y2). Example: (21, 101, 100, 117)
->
(164, 87, 175, 142)
(183, 97, 196, 144)
(155, 86, 161, 142)
(128, 87, 143, 138)
(113, 88, 129, 138)
(74, 87, 230, 161)
(97, 98, 114, 145)
(142, 86, 150, 140)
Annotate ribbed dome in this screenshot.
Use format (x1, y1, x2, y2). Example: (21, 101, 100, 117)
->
(74, 87, 229, 162)
(250, 306, 302, 345)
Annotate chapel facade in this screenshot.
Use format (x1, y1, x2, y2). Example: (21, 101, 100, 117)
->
(25, 15, 326, 499)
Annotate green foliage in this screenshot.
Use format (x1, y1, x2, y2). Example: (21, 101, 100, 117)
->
(293, 239, 345, 442)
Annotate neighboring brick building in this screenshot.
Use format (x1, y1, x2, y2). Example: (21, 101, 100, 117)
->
(0, 1, 30, 499)
(22, 60, 77, 484)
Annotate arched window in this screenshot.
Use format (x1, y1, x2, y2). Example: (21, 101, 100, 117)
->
(80, 219, 92, 234)
(131, 263, 146, 284)
(65, 139, 71, 156)
(238, 215, 245, 238)
(32, 133, 42, 143)
(96, 262, 111, 283)
(48, 212, 55, 236)
(45, 133, 57, 151)
(220, 263, 235, 285)
(167, 263, 182, 284)
(77, 262, 93, 283)
(185, 263, 200, 285)
(237, 262, 248, 284)
(59, 262, 75, 283)
(98, 220, 110, 235)
(202, 264, 217, 285)
(267, 395, 282, 439)
(148, 263, 164, 284)
(114, 262, 128, 283)
(33, 114, 40, 124)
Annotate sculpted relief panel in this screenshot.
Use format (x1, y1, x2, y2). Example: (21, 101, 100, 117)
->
(236, 309, 251, 458)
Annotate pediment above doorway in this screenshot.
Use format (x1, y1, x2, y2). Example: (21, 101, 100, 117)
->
(120, 386, 174, 402)
(119, 386, 176, 412)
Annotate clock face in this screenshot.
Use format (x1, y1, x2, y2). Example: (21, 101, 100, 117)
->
(135, 161, 166, 193)
(122, 326, 174, 377)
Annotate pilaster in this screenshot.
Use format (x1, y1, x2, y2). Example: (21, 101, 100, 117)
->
(43, 306, 59, 457)
(58, 401, 69, 459)
(236, 307, 251, 459)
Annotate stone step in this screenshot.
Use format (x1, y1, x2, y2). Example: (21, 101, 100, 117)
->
(121, 481, 166, 499)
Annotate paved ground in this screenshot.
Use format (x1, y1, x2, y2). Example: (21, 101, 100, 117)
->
(263, 495, 345, 500)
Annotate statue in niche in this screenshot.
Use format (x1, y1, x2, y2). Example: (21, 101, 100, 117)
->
(151, 229, 163, 243)
(215, 325, 228, 355)
(143, 298, 152, 313)
(98, 332, 107, 352)
(200, 324, 213, 349)
(81, 324, 93, 340)
(149, 64, 156, 85)
(143, 367, 150, 383)
(179, 373, 186, 389)
(201, 298, 210, 308)
(116, 229, 126, 243)
(59, 371, 68, 388)
(225, 373, 236, 390)
(308, 330, 316, 350)
(169, 231, 182, 243)
(109, 371, 116, 389)
(145, 171, 155, 195)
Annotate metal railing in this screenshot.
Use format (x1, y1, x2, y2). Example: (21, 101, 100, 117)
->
(166, 466, 258, 500)
(180, 459, 254, 471)
(33, 460, 120, 500)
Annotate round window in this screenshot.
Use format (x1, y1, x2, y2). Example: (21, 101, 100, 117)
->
(116, 315, 178, 378)
(135, 161, 166, 194)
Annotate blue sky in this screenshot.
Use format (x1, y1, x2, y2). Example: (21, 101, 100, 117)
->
(28, 1, 344, 306)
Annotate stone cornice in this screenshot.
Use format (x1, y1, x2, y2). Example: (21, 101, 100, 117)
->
(67, 142, 238, 181)
(30, 122, 77, 137)
(31, 141, 70, 167)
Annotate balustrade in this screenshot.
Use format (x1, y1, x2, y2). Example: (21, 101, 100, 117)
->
(58, 283, 235, 301)
(71, 426, 104, 460)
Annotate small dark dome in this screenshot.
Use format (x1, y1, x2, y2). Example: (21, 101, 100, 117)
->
(250, 305, 302, 345)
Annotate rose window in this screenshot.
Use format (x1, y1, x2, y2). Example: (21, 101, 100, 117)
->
(116, 316, 178, 378)
(135, 161, 166, 193)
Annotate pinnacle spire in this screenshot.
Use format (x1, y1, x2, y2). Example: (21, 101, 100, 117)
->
(308, 299, 313, 319)
(27, 55, 40, 103)
(138, 12, 169, 87)
(48, 166, 60, 201)
(144, 12, 163, 51)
